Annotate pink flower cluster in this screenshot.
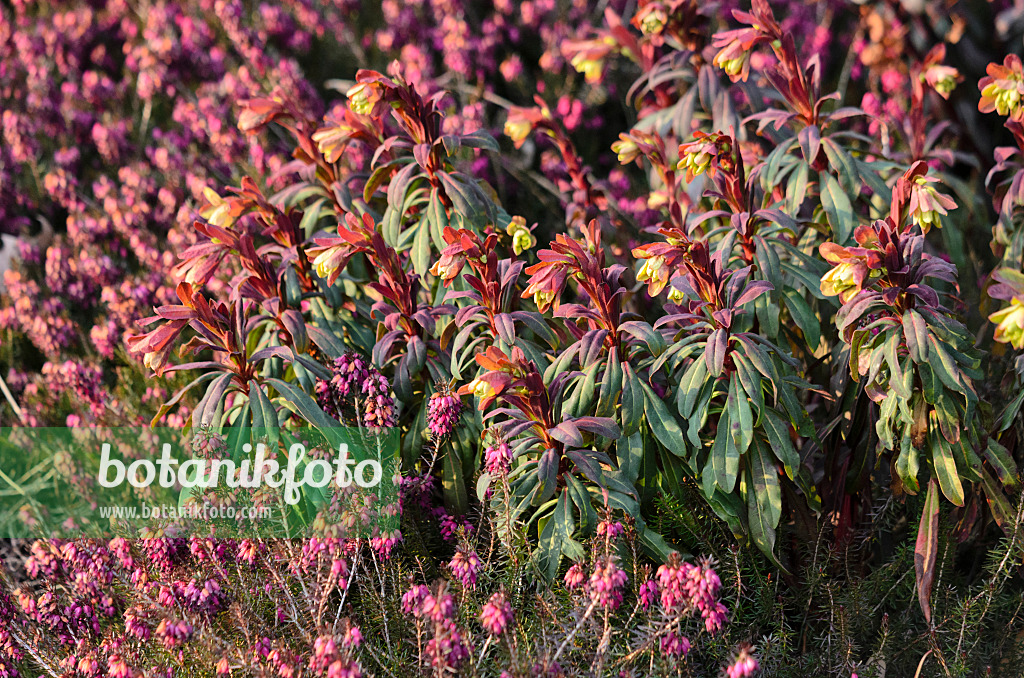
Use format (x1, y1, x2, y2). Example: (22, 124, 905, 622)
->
(426, 389, 463, 440)
(314, 353, 396, 428)
(656, 554, 728, 633)
(401, 584, 472, 669)
(448, 546, 483, 588)
(588, 556, 629, 610)
(479, 592, 513, 636)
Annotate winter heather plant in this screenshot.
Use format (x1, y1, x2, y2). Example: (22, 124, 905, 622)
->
(3, 0, 1024, 676)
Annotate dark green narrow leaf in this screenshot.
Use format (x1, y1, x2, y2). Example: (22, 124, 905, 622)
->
(926, 334, 965, 394)
(821, 137, 860, 195)
(983, 438, 1019, 489)
(677, 354, 709, 418)
(782, 288, 820, 350)
(897, 428, 921, 494)
(617, 432, 644, 485)
(732, 353, 764, 419)
(727, 374, 753, 454)
(786, 162, 809, 215)
(820, 173, 855, 243)
(596, 346, 623, 417)
(750, 440, 782, 528)
(640, 380, 686, 455)
(762, 408, 799, 479)
(621, 363, 644, 436)
(411, 221, 432, 277)
(703, 409, 738, 495)
(746, 462, 784, 569)
(932, 434, 964, 506)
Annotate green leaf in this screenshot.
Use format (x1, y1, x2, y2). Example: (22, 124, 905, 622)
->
(932, 393, 960, 444)
(927, 334, 965, 395)
(249, 380, 280, 450)
(732, 353, 764, 419)
(617, 432, 644, 485)
(640, 379, 686, 455)
(535, 509, 561, 581)
(620, 321, 666, 356)
(565, 473, 597, 535)
(727, 374, 753, 454)
(897, 428, 921, 494)
(677, 354, 709, 418)
(569, 362, 599, 418)
(998, 388, 1024, 433)
(820, 172, 855, 243)
(746, 463, 785, 569)
(786, 162, 809, 215)
(931, 435, 964, 506)
(821, 137, 860, 195)
(596, 346, 623, 417)
(476, 472, 492, 502)
(749, 440, 782, 529)
(980, 466, 1017, 534)
(782, 288, 820, 350)
(762, 408, 799, 479)
(460, 130, 500, 152)
(704, 409, 739, 495)
(411, 221, 432, 277)
(364, 166, 391, 202)
(620, 363, 644, 436)
(983, 438, 1019, 489)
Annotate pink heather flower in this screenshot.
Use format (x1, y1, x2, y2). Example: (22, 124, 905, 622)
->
(343, 623, 362, 649)
(361, 371, 397, 429)
(155, 618, 193, 649)
(639, 579, 658, 609)
(660, 630, 691, 658)
(596, 519, 624, 541)
(449, 546, 483, 588)
(726, 647, 759, 678)
(316, 353, 372, 420)
(426, 390, 462, 440)
(192, 427, 226, 458)
(564, 562, 586, 589)
(588, 556, 628, 610)
(401, 585, 430, 615)
(369, 529, 403, 558)
(216, 657, 231, 676)
(413, 588, 456, 624)
(484, 441, 513, 475)
(425, 619, 471, 669)
(480, 592, 513, 635)
(435, 508, 473, 541)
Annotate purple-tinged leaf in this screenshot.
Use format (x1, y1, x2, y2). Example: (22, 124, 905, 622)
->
(733, 280, 774, 308)
(565, 450, 603, 485)
(494, 313, 516, 345)
(915, 479, 940, 625)
(705, 328, 728, 377)
(798, 124, 821, 164)
(619, 321, 666, 356)
(249, 346, 293, 363)
(549, 421, 585, 447)
(573, 416, 620, 440)
(903, 309, 929, 363)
